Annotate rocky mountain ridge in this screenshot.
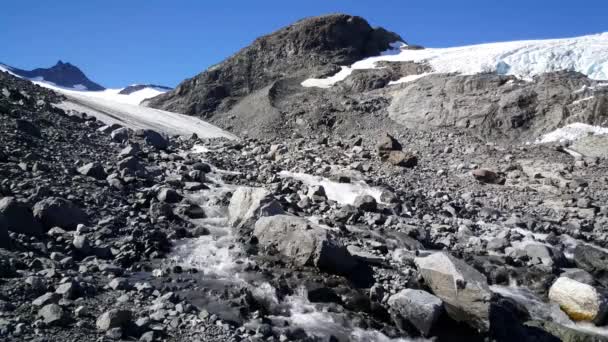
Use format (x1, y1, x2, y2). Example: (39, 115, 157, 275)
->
(2, 60, 105, 91)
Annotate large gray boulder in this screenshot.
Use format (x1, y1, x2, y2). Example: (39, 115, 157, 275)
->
(414, 252, 493, 332)
(254, 215, 356, 274)
(33, 197, 88, 230)
(77, 162, 107, 180)
(228, 187, 283, 229)
(96, 309, 132, 331)
(573, 244, 608, 287)
(0, 197, 44, 236)
(139, 129, 168, 150)
(387, 289, 443, 336)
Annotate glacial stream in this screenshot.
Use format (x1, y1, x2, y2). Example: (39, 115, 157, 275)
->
(168, 145, 608, 340)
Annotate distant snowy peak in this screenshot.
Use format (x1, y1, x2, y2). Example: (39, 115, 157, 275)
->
(119, 84, 172, 95)
(303, 31, 608, 88)
(1, 60, 105, 91)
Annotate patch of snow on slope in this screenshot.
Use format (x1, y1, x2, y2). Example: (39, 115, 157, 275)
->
(279, 171, 385, 205)
(388, 73, 431, 85)
(303, 32, 608, 88)
(537, 123, 608, 143)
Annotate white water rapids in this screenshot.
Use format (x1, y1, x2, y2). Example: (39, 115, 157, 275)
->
(168, 147, 424, 341)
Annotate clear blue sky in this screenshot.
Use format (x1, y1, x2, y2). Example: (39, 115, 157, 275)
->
(1, 0, 606, 88)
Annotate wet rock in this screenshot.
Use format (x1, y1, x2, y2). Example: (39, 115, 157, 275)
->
(415, 252, 493, 332)
(353, 195, 377, 212)
(149, 202, 174, 220)
(156, 187, 182, 203)
(0, 197, 44, 236)
(228, 187, 284, 229)
(33, 197, 88, 230)
(77, 162, 107, 180)
(96, 309, 133, 331)
(254, 215, 357, 274)
(573, 244, 608, 287)
(388, 289, 443, 336)
(561, 268, 595, 285)
(548, 277, 608, 324)
(38, 304, 67, 326)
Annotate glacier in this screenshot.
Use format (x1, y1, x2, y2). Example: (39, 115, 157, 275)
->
(302, 32, 608, 88)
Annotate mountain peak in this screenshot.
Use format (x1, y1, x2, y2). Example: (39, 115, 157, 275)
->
(7, 61, 105, 91)
(147, 14, 403, 116)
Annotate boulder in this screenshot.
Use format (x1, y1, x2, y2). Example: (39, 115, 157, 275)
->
(118, 144, 141, 158)
(228, 187, 284, 229)
(96, 309, 133, 331)
(472, 169, 505, 185)
(414, 252, 493, 332)
(77, 162, 107, 180)
(377, 133, 402, 158)
(117, 156, 145, 173)
(548, 277, 608, 324)
(33, 197, 88, 230)
(253, 215, 356, 274)
(110, 127, 129, 142)
(388, 150, 418, 167)
(141, 129, 168, 149)
(387, 289, 443, 336)
(156, 187, 182, 203)
(573, 244, 608, 287)
(0, 197, 44, 236)
(353, 195, 377, 212)
(38, 304, 67, 325)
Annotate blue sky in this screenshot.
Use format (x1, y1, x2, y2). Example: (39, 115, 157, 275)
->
(1, 0, 606, 88)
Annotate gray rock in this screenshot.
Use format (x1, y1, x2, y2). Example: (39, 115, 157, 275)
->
(141, 129, 168, 150)
(33, 197, 88, 230)
(55, 281, 79, 299)
(156, 187, 182, 203)
(117, 156, 145, 174)
(254, 215, 356, 274)
(110, 127, 129, 142)
(414, 252, 493, 332)
(149, 202, 174, 220)
(38, 304, 66, 325)
(32, 292, 60, 307)
(573, 244, 608, 287)
(353, 195, 377, 212)
(77, 162, 107, 180)
(0, 197, 43, 236)
(96, 309, 132, 331)
(561, 268, 595, 285)
(118, 144, 141, 158)
(228, 187, 284, 229)
(388, 289, 443, 336)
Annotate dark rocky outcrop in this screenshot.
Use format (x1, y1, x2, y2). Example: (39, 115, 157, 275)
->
(147, 14, 403, 117)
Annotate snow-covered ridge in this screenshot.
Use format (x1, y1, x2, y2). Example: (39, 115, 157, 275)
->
(302, 32, 608, 88)
(0, 63, 168, 105)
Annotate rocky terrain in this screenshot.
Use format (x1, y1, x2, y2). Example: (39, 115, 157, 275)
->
(2, 12, 608, 342)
